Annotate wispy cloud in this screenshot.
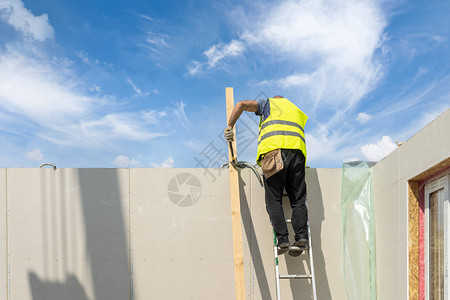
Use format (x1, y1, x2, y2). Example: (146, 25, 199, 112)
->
(244, 0, 386, 109)
(76, 51, 100, 66)
(187, 0, 389, 168)
(404, 33, 446, 44)
(375, 79, 440, 118)
(139, 29, 171, 59)
(188, 39, 245, 75)
(0, 0, 54, 41)
(138, 14, 154, 22)
(412, 66, 429, 83)
(173, 101, 191, 128)
(40, 113, 168, 148)
(265, 73, 313, 88)
(141, 110, 166, 124)
(0, 39, 166, 150)
(399, 104, 450, 142)
(0, 51, 93, 124)
(145, 32, 168, 48)
(127, 78, 150, 97)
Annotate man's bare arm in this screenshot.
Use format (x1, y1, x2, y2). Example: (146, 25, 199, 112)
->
(227, 100, 258, 127)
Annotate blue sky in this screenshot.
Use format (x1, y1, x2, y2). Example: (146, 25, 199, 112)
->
(0, 0, 448, 168)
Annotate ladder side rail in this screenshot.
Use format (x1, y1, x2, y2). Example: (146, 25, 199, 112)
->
(274, 232, 281, 300)
(306, 200, 318, 300)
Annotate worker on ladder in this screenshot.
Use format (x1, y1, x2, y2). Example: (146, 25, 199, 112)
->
(224, 95, 309, 256)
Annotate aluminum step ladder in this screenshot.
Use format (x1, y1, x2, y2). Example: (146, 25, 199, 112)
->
(273, 205, 317, 300)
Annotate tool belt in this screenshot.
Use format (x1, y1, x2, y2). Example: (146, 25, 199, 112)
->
(260, 149, 284, 179)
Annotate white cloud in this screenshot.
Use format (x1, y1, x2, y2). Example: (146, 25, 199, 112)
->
(242, 0, 385, 63)
(187, 0, 389, 168)
(0, 52, 167, 149)
(41, 113, 168, 148)
(0, 51, 92, 124)
(113, 155, 141, 167)
(26, 148, 43, 161)
(150, 156, 174, 168)
(0, 0, 54, 41)
(0, 38, 167, 150)
(173, 101, 191, 128)
(361, 136, 397, 161)
(243, 0, 386, 108)
(188, 40, 245, 75)
(356, 112, 372, 124)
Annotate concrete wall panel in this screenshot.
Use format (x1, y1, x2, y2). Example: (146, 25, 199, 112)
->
(2, 166, 346, 300)
(6, 168, 130, 300)
(310, 169, 345, 300)
(372, 148, 399, 194)
(398, 109, 450, 180)
(130, 168, 237, 299)
(373, 185, 401, 299)
(373, 109, 450, 299)
(248, 169, 275, 299)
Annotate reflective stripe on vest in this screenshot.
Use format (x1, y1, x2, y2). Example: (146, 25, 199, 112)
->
(258, 130, 305, 145)
(256, 98, 308, 164)
(259, 120, 304, 133)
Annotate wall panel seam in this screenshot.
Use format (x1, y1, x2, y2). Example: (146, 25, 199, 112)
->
(128, 169, 133, 300)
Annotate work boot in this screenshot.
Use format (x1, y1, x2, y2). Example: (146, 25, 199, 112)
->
(277, 239, 290, 255)
(288, 238, 308, 257)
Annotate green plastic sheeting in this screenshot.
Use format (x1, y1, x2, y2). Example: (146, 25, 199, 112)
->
(341, 161, 377, 300)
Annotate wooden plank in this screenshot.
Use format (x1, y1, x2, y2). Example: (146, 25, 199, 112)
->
(225, 87, 246, 300)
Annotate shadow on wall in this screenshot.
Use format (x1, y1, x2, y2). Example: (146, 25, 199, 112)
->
(76, 169, 131, 300)
(239, 172, 272, 299)
(27, 169, 131, 300)
(283, 169, 332, 299)
(29, 272, 89, 300)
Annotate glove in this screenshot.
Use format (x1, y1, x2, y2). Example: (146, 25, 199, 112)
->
(224, 126, 234, 142)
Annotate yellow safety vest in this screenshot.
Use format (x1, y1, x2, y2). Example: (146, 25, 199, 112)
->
(256, 98, 308, 164)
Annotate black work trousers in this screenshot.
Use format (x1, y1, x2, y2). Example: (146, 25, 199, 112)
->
(263, 149, 308, 243)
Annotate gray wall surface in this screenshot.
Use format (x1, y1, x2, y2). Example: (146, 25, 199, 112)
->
(372, 109, 450, 300)
(3, 110, 446, 300)
(0, 167, 344, 300)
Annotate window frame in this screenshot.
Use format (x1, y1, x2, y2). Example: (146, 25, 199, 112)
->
(425, 174, 450, 300)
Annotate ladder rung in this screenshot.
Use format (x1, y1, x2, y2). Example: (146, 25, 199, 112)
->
(277, 246, 308, 251)
(279, 274, 312, 279)
(285, 219, 291, 223)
